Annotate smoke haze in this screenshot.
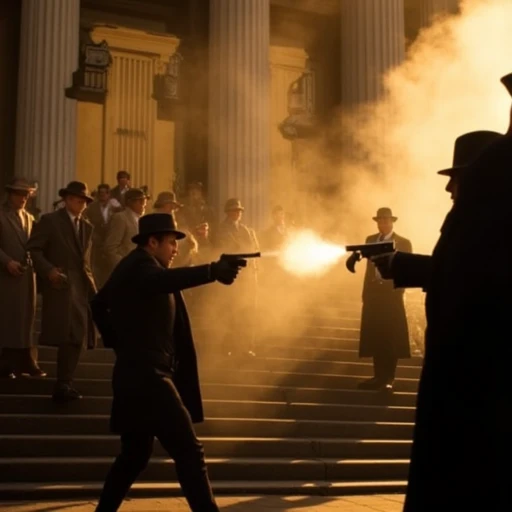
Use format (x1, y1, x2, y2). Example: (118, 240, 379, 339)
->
(333, 0, 512, 254)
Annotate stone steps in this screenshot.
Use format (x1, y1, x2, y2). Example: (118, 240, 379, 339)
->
(2, 293, 422, 500)
(0, 456, 410, 483)
(0, 379, 418, 405)
(0, 480, 408, 500)
(0, 415, 414, 438)
(0, 396, 416, 422)
(0, 435, 412, 459)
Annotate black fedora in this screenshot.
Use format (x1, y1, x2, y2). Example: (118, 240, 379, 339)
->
(501, 73, 512, 97)
(437, 130, 502, 177)
(58, 181, 94, 203)
(372, 207, 397, 222)
(132, 213, 186, 244)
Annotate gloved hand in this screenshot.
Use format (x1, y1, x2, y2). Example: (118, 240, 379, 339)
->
(210, 258, 240, 285)
(370, 252, 396, 279)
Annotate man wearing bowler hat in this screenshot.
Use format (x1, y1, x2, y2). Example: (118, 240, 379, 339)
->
(357, 207, 412, 392)
(371, 74, 512, 510)
(0, 177, 45, 378)
(90, 213, 243, 512)
(27, 181, 97, 402)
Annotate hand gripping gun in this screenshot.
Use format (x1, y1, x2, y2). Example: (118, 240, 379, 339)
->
(345, 241, 395, 273)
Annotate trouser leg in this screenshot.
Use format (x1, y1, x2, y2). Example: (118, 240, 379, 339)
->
(374, 352, 398, 384)
(156, 385, 219, 511)
(95, 433, 154, 512)
(56, 343, 82, 385)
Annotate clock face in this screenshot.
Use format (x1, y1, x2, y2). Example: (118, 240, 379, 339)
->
(85, 47, 109, 67)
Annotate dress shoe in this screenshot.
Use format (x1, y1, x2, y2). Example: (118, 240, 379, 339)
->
(379, 383, 394, 393)
(52, 384, 83, 403)
(358, 377, 382, 390)
(0, 370, 16, 379)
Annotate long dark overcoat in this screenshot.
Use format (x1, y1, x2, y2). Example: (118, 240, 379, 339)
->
(359, 233, 412, 359)
(91, 248, 216, 432)
(398, 134, 512, 511)
(27, 208, 97, 348)
(0, 203, 36, 349)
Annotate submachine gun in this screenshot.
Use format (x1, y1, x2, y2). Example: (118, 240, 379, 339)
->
(345, 241, 395, 273)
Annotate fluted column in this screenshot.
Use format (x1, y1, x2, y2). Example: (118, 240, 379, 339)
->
(15, 0, 79, 213)
(340, 0, 405, 108)
(208, 0, 270, 230)
(420, 0, 459, 28)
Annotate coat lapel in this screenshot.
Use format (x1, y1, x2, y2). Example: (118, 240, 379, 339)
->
(5, 209, 28, 246)
(57, 208, 83, 257)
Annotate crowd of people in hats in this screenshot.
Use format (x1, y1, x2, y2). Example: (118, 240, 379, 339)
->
(0, 169, 293, 397)
(1, 68, 511, 511)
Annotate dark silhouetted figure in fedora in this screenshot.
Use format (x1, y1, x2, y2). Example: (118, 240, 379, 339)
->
(27, 181, 97, 402)
(357, 208, 412, 392)
(91, 213, 244, 512)
(373, 75, 512, 510)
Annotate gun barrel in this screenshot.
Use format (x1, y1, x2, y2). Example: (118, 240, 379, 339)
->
(345, 241, 394, 253)
(221, 252, 261, 259)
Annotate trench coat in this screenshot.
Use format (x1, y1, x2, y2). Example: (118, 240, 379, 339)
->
(0, 203, 36, 349)
(402, 134, 512, 511)
(27, 208, 97, 348)
(91, 248, 216, 432)
(359, 233, 412, 359)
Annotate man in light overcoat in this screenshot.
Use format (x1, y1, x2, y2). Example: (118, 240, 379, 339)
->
(0, 177, 45, 378)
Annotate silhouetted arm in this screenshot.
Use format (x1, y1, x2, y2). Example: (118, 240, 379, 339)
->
(392, 252, 432, 289)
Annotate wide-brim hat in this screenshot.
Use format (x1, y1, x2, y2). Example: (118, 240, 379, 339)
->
(58, 181, 93, 203)
(501, 73, 512, 97)
(132, 213, 186, 244)
(5, 177, 36, 194)
(437, 130, 502, 177)
(372, 207, 397, 222)
(154, 191, 183, 209)
(224, 198, 244, 212)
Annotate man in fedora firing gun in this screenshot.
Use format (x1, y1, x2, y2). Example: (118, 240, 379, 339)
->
(90, 213, 250, 512)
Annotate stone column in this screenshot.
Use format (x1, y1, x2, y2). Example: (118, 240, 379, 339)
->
(15, 0, 80, 214)
(340, 0, 405, 108)
(208, 0, 270, 230)
(420, 0, 460, 28)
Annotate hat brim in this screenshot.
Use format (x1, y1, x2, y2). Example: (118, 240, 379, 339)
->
(373, 216, 397, 222)
(58, 188, 94, 203)
(437, 164, 467, 177)
(6, 185, 36, 193)
(132, 229, 187, 245)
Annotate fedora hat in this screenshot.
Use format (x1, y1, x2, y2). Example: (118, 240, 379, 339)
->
(154, 191, 183, 209)
(5, 177, 36, 194)
(58, 181, 93, 203)
(437, 130, 502, 177)
(224, 198, 244, 212)
(132, 213, 186, 244)
(124, 188, 149, 203)
(372, 207, 397, 222)
(501, 73, 512, 97)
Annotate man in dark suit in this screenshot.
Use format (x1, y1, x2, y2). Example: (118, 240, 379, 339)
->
(358, 207, 412, 392)
(90, 213, 242, 512)
(27, 181, 97, 402)
(371, 78, 512, 511)
(109, 170, 131, 208)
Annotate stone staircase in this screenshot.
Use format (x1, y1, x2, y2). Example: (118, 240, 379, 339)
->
(0, 286, 422, 500)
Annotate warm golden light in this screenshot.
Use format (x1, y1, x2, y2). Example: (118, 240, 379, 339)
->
(276, 230, 346, 277)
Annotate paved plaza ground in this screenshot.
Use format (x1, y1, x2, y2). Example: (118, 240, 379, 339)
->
(0, 495, 405, 511)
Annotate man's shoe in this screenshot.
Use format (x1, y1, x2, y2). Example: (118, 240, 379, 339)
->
(52, 384, 83, 403)
(15, 366, 47, 378)
(357, 377, 382, 390)
(0, 371, 16, 379)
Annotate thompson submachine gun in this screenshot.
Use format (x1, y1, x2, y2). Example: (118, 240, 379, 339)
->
(345, 241, 395, 273)
(220, 252, 261, 268)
